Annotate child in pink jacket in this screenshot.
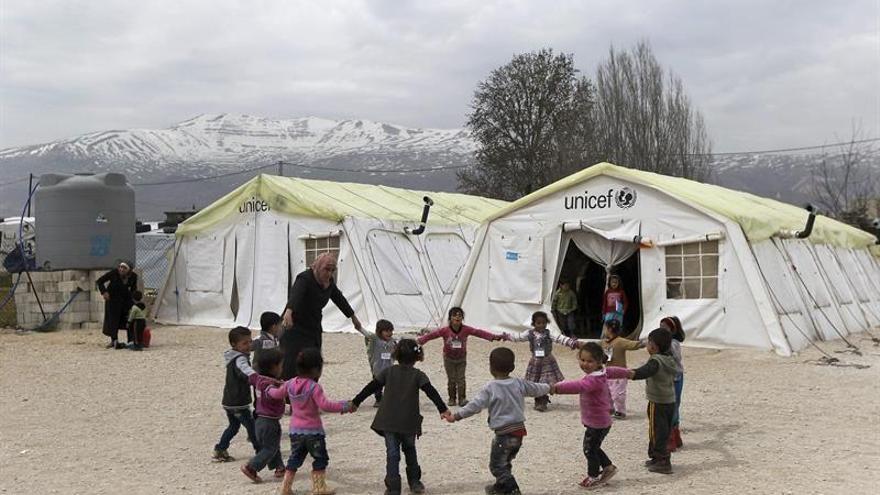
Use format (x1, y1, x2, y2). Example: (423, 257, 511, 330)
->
(552, 342, 629, 489)
(268, 348, 352, 495)
(418, 307, 503, 406)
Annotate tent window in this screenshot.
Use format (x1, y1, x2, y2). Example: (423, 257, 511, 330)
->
(665, 240, 719, 299)
(303, 235, 340, 271)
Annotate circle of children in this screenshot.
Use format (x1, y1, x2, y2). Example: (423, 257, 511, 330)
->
(212, 300, 687, 495)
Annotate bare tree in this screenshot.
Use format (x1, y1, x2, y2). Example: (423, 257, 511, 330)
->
(458, 49, 597, 200)
(594, 41, 712, 180)
(810, 124, 879, 227)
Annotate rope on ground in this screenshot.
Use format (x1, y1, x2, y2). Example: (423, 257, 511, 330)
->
(802, 356, 870, 369)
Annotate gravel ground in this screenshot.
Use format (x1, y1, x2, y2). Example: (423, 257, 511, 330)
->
(1, 325, 878, 494)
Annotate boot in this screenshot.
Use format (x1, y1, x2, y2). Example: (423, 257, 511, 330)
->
(311, 470, 336, 495)
(447, 383, 457, 407)
(406, 466, 425, 494)
(647, 458, 672, 474)
(384, 475, 402, 495)
(458, 384, 468, 406)
(280, 469, 296, 495)
(674, 426, 683, 448)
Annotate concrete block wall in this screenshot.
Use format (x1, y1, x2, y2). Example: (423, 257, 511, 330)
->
(13, 269, 144, 330)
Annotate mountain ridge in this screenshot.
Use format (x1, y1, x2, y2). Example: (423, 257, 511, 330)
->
(1, 113, 876, 219)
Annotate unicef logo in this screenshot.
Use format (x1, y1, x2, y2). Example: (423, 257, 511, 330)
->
(615, 187, 637, 209)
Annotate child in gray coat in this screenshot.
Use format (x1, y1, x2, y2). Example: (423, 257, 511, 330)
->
(446, 347, 550, 495)
(356, 319, 398, 406)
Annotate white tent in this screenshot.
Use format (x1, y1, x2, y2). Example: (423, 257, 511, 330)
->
(153, 174, 507, 331)
(451, 163, 880, 356)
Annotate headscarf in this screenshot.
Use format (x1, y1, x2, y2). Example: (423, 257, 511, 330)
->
(311, 252, 337, 289)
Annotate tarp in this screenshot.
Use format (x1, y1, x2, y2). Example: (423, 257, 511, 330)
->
(486, 163, 879, 251)
(177, 174, 508, 235)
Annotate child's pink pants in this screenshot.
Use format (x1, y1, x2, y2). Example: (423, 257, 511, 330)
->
(608, 378, 628, 414)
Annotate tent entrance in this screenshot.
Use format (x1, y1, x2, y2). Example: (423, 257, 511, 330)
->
(555, 219, 643, 338)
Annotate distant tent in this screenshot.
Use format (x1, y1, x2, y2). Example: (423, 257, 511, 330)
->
(153, 174, 508, 331)
(451, 163, 880, 356)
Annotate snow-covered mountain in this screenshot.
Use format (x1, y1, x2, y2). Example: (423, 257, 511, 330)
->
(1, 113, 876, 220)
(0, 114, 476, 218)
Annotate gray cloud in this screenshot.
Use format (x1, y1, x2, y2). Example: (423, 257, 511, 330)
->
(0, 0, 877, 151)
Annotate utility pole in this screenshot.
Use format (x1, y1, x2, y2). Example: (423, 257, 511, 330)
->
(27, 173, 33, 217)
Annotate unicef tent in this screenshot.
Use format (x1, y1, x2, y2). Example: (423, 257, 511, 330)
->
(451, 162, 880, 356)
(154, 174, 508, 331)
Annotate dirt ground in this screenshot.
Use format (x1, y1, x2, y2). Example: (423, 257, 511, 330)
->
(1, 325, 878, 495)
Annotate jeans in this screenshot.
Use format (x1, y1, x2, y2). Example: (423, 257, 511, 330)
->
(558, 312, 577, 336)
(443, 357, 467, 403)
(247, 417, 283, 472)
(582, 427, 612, 477)
(672, 375, 684, 426)
(489, 434, 522, 493)
(215, 408, 258, 452)
(287, 433, 330, 471)
(384, 432, 419, 479)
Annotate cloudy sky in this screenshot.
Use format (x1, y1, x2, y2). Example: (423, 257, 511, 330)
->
(0, 0, 877, 151)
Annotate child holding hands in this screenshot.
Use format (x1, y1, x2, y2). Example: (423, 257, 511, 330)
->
(551, 342, 630, 489)
(504, 311, 578, 411)
(352, 339, 451, 495)
(418, 307, 504, 406)
(615, 329, 677, 474)
(270, 348, 353, 495)
(601, 319, 644, 418)
(355, 319, 398, 407)
(447, 347, 550, 495)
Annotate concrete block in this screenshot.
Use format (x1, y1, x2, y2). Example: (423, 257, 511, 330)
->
(82, 321, 103, 331)
(62, 270, 88, 281)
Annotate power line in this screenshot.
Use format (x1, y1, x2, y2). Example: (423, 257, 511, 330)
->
(1, 137, 877, 189)
(0, 177, 28, 188)
(707, 137, 880, 156)
(277, 161, 466, 173)
(131, 163, 277, 186)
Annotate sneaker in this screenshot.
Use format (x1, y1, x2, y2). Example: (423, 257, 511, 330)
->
(578, 476, 603, 489)
(459, 398, 469, 407)
(274, 467, 285, 478)
(535, 402, 547, 412)
(212, 449, 234, 462)
(409, 480, 426, 494)
(115, 342, 127, 350)
(240, 464, 262, 483)
(643, 458, 656, 467)
(599, 465, 617, 483)
(612, 411, 626, 419)
(647, 460, 672, 474)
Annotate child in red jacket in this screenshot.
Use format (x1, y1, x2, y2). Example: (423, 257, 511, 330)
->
(602, 275, 628, 325)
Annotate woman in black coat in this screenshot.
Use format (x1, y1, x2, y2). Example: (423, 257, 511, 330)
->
(96, 261, 138, 349)
(280, 252, 362, 379)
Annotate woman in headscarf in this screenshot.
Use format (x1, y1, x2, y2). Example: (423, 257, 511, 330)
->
(96, 261, 138, 349)
(280, 252, 362, 379)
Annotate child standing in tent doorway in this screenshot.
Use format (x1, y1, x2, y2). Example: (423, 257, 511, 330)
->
(602, 274, 628, 326)
(552, 280, 578, 337)
(659, 316, 686, 452)
(418, 307, 505, 406)
(503, 311, 579, 411)
(602, 319, 643, 419)
(356, 319, 399, 407)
